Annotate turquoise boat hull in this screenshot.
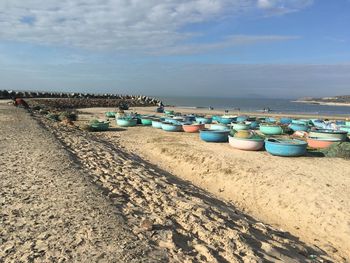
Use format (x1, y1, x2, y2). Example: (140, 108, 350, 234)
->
(289, 123, 309, 132)
(199, 130, 229, 142)
(309, 129, 348, 141)
(161, 123, 183, 132)
(218, 117, 236, 124)
(265, 139, 307, 157)
(90, 122, 109, 131)
(195, 117, 212, 124)
(116, 118, 137, 127)
(141, 118, 153, 125)
(231, 122, 250, 131)
(339, 126, 350, 134)
(210, 124, 230, 131)
(259, 125, 283, 135)
(152, 120, 163, 129)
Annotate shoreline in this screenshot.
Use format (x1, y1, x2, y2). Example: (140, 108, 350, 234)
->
(293, 100, 350, 107)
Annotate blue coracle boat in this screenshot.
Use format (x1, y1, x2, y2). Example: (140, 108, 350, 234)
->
(199, 129, 229, 142)
(265, 138, 307, 157)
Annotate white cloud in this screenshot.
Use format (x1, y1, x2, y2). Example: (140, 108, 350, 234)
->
(257, 0, 313, 15)
(0, 0, 309, 53)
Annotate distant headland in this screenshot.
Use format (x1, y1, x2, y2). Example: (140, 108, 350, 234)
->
(294, 95, 350, 107)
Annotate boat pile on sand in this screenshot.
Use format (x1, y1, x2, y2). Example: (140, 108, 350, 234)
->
(90, 110, 350, 158)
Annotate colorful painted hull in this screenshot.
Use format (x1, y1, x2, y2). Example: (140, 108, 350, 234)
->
(116, 118, 137, 127)
(161, 123, 183, 132)
(152, 120, 163, 129)
(339, 126, 350, 134)
(105, 112, 116, 118)
(199, 130, 229, 142)
(236, 115, 248, 122)
(259, 125, 283, 135)
(288, 123, 309, 132)
(141, 118, 153, 125)
(231, 123, 250, 131)
(195, 117, 212, 124)
(307, 137, 341, 149)
(280, 118, 292, 125)
(228, 136, 264, 151)
(210, 124, 230, 131)
(292, 119, 309, 125)
(265, 139, 307, 157)
(346, 121, 350, 126)
(90, 122, 109, 131)
(182, 124, 205, 133)
(218, 117, 236, 124)
(308, 129, 348, 141)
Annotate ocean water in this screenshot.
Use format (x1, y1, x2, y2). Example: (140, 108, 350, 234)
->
(158, 96, 350, 116)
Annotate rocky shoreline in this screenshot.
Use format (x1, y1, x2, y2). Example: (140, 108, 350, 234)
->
(0, 90, 162, 108)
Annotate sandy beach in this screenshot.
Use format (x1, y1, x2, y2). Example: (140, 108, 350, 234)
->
(75, 106, 350, 261)
(1, 101, 341, 262)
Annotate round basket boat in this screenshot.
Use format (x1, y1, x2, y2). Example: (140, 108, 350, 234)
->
(308, 129, 348, 141)
(151, 119, 163, 129)
(161, 122, 183, 132)
(210, 124, 230, 131)
(182, 123, 205, 133)
(280, 118, 292, 125)
(265, 138, 307, 157)
(195, 117, 212, 124)
(339, 126, 350, 134)
(307, 137, 342, 149)
(199, 129, 229, 142)
(105, 111, 116, 118)
(288, 123, 309, 132)
(89, 121, 110, 131)
(228, 135, 264, 151)
(116, 118, 137, 127)
(231, 122, 250, 131)
(259, 124, 283, 135)
(141, 118, 153, 126)
(218, 116, 236, 124)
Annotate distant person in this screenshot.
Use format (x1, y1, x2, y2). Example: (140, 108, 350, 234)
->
(224, 109, 229, 114)
(13, 98, 29, 109)
(209, 106, 214, 110)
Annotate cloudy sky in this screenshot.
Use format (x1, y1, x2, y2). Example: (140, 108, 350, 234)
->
(0, 0, 349, 98)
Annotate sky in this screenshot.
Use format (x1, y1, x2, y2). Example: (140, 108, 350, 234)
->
(0, 0, 349, 99)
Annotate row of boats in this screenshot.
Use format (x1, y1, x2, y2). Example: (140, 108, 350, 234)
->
(89, 110, 350, 157)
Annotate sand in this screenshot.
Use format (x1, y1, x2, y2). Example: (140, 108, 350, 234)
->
(77, 106, 350, 262)
(0, 103, 165, 262)
(1, 100, 338, 262)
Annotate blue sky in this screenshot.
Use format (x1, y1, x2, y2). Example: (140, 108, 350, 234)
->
(0, 0, 349, 98)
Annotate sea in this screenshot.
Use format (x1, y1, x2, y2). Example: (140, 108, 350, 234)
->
(157, 96, 350, 117)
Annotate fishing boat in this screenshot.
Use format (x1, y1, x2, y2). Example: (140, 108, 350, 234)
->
(199, 129, 229, 142)
(228, 135, 264, 151)
(195, 116, 212, 124)
(218, 116, 236, 124)
(308, 129, 348, 141)
(231, 122, 250, 131)
(164, 110, 174, 115)
(116, 118, 137, 127)
(307, 137, 342, 149)
(210, 123, 230, 131)
(280, 118, 292, 125)
(259, 124, 283, 135)
(141, 118, 153, 126)
(105, 111, 116, 118)
(339, 126, 350, 134)
(288, 123, 309, 132)
(161, 122, 183, 132)
(182, 123, 205, 133)
(265, 138, 307, 157)
(236, 115, 248, 122)
(151, 119, 163, 129)
(89, 120, 110, 131)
